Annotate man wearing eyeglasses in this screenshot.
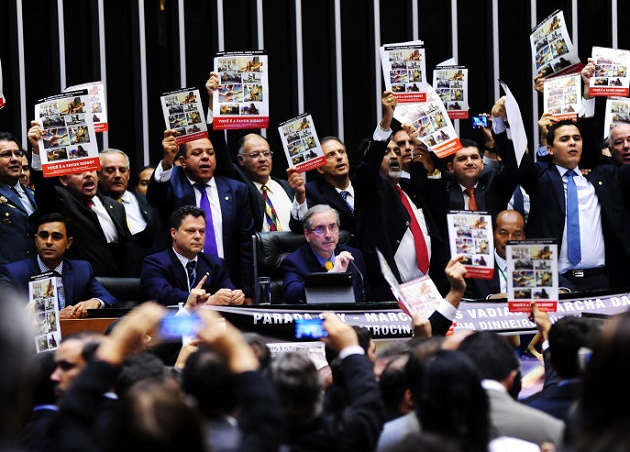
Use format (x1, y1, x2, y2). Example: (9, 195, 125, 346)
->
(235, 133, 298, 232)
(465, 210, 526, 300)
(98, 149, 157, 275)
(281, 204, 368, 303)
(0, 131, 37, 264)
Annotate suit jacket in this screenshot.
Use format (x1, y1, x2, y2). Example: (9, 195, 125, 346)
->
(485, 387, 564, 445)
(140, 247, 234, 306)
(0, 257, 117, 306)
(465, 261, 502, 300)
(305, 178, 356, 236)
(146, 166, 255, 296)
(120, 190, 158, 276)
(526, 380, 580, 422)
(281, 243, 369, 303)
(0, 182, 37, 265)
(354, 139, 449, 301)
(33, 171, 132, 277)
(518, 118, 630, 288)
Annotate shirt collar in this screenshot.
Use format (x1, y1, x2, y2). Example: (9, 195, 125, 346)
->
(37, 255, 63, 275)
(555, 164, 581, 177)
(312, 248, 335, 268)
(172, 247, 197, 269)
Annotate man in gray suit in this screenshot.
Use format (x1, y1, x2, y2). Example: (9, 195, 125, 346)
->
(459, 332, 564, 447)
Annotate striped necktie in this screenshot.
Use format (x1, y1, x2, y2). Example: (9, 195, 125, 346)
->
(340, 190, 354, 215)
(261, 185, 282, 231)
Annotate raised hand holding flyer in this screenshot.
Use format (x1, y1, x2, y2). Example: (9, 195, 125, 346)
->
(447, 212, 494, 279)
(393, 84, 463, 158)
(213, 51, 269, 130)
(589, 46, 630, 97)
(506, 239, 558, 313)
(35, 90, 101, 177)
(65, 81, 108, 132)
(543, 73, 581, 121)
(433, 65, 469, 119)
(278, 113, 326, 172)
(530, 10, 582, 78)
(160, 88, 208, 145)
(380, 41, 427, 103)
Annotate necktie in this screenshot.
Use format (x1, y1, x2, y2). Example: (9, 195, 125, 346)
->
(186, 260, 196, 290)
(566, 170, 581, 265)
(86, 199, 94, 210)
(394, 185, 430, 273)
(512, 185, 525, 217)
(339, 190, 354, 215)
(52, 271, 66, 309)
(261, 185, 282, 231)
(193, 183, 218, 256)
(465, 187, 478, 211)
(324, 260, 333, 271)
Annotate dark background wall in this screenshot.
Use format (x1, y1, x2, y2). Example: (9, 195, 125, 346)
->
(0, 0, 626, 181)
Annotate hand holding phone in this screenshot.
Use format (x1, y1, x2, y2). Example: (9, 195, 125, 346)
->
(295, 318, 328, 340)
(472, 115, 488, 129)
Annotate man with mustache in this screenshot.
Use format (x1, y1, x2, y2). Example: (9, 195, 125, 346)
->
(354, 91, 449, 306)
(27, 123, 131, 277)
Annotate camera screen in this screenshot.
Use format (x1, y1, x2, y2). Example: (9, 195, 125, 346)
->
(159, 314, 202, 340)
(295, 318, 328, 339)
(472, 116, 488, 128)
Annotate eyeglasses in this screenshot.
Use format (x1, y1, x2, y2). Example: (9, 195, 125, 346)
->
(0, 150, 25, 159)
(309, 224, 339, 235)
(243, 150, 273, 159)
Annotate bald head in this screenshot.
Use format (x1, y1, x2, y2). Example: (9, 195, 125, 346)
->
(493, 210, 526, 259)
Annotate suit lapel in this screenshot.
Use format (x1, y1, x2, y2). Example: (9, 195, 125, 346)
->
(0, 183, 27, 213)
(545, 165, 566, 216)
(215, 176, 232, 243)
(168, 249, 189, 290)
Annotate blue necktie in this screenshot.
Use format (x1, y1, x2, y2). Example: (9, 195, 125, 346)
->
(186, 260, 196, 290)
(512, 185, 525, 218)
(193, 183, 218, 256)
(340, 190, 354, 215)
(566, 170, 581, 265)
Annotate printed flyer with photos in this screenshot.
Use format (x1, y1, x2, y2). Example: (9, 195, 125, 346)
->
(506, 239, 558, 313)
(603, 98, 630, 138)
(433, 66, 469, 119)
(589, 46, 630, 97)
(65, 81, 108, 132)
(160, 88, 208, 145)
(213, 51, 269, 130)
(35, 90, 101, 177)
(543, 73, 581, 121)
(530, 10, 582, 78)
(278, 113, 325, 173)
(29, 273, 61, 353)
(447, 211, 494, 279)
(380, 40, 427, 103)
(393, 84, 463, 158)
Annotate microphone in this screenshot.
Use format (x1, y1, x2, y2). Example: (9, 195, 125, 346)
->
(350, 260, 366, 302)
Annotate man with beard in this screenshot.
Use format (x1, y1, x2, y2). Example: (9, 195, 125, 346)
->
(354, 91, 449, 306)
(27, 123, 132, 277)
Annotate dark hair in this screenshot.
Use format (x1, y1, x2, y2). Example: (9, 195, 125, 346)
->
(379, 352, 411, 415)
(269, 352, 322, 422)
(443, 138, 480, 165)
(243, 333, 272, 373)
(405, 336, 444, 404)
(419, 350, 490, 452)
(30, 351, 57, 406)
(181, 346, 237, 419)
(320, 136, 346, 150)
(0, 131, 19, 147)
(547, 119, 580, 146)
(35, 212, 72, 237)
(116, 352, 167, 396)
(169, 205, 205, 230)
(548, 316, 596, 379)
(458, 331, 519, 382)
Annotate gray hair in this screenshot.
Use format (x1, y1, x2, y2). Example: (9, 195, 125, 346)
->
(237, 133, 268, 155)
(99, 148, 130, 168)
(303, 204, 340, 231)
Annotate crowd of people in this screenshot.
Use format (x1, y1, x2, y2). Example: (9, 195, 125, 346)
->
(1, 52, 630, 450)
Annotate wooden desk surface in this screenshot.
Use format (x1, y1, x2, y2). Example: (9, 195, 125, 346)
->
(60, 318, 118, 336)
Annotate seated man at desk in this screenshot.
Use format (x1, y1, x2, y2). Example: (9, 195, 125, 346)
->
(0, 213, 117, 318)
(141, 205, 245, 307)
(281, 204, 368, 303)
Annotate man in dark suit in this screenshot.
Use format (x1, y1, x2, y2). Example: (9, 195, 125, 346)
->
(0, 213, 117, 318)
(232, 133, 298, 232)
(354, 92, 449, 301)
(141, 205, 244, 307)
(465, 210, 526, 300)
(519, 118, 630, 292)
(0, 131, 37, 265)
(288, 137, 356, 236)
(28, 118, 132, 277)
(281, 204, 368, 303)
(147, 131, 255, 300)
(98, 148, 157, 275)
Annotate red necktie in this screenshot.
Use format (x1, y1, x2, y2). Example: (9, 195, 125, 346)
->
(395, 185, 430, 274)
(465, 187, 478, 211)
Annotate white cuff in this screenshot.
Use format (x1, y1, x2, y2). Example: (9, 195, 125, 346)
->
(339, 345, 365, 359)
(579, 97, 595, 118)
(373, 126, 393, 142)
(154, 162, 173, 182)
(434, 298, 457, 321)
(32, 152, 42, 170)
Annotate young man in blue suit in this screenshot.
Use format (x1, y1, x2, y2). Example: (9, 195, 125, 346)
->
(0, 213, 116, 318)
(141, 205, 244, 307)
(282, 204, 368, 303)
(147, 132, 255, 302)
